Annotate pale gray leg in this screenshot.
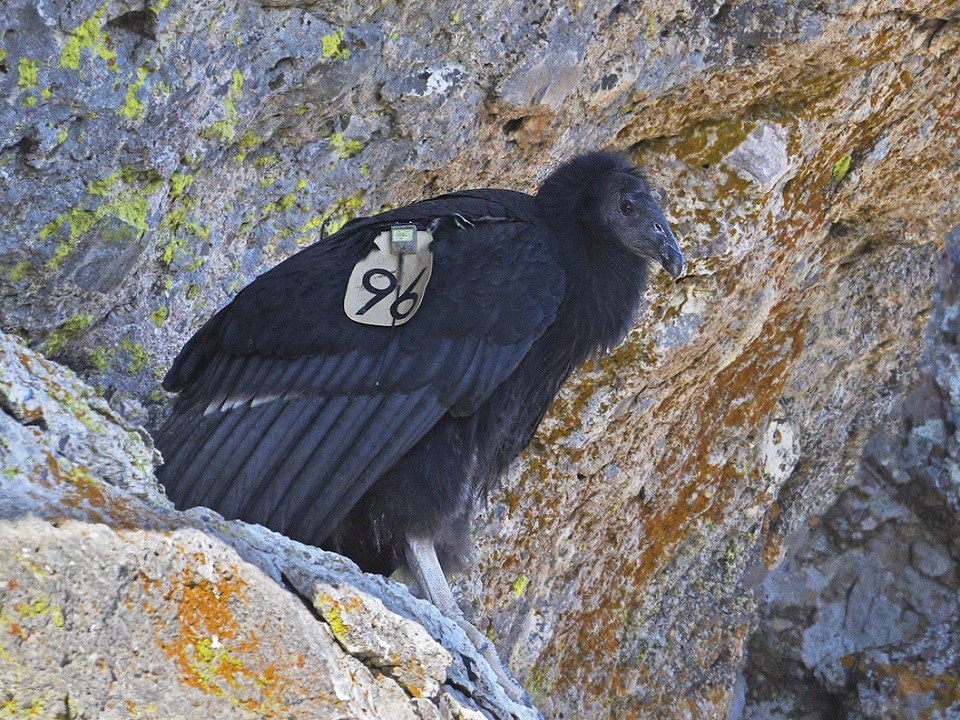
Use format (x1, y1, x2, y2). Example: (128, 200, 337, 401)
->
(404, 535, 531, 707)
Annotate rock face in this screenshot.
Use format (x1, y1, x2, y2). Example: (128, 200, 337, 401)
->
(0, 332, 538, 719)
(738, 231, 960, 718)
(2, 0, 960, 718)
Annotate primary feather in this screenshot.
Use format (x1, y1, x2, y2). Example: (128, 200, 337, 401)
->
(155, 151, 682, 575)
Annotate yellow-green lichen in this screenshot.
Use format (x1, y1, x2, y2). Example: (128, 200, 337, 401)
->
(169, 172, 195, 199)
(59, 4, 118, 71)
(41, 209, 97, 270)
(119, 66, 149, 121)
(92, 166, 162, 224)
(255, 154, 279, 168)
(235, 131, 263, 163)
(330, 133, 363, 159)
(43, 315, 93, 355)
(18, 58, 38, 89)
(206, 70, 243, 143)
(321, 30, 351, 62)
(88, 168, 125, 196)
(191, 636, 245, 692)
(185, 221, 211, 239)
(513, 574, 529, 598)
(88, 346, 114, 371)
(150, 305, 169, 325)
(118, 338, 151, 373)
(300, 217, 324, 234)
(42, 165, 162, 257)
(832, 154, 852, 184)
(161, 236, 190, 265)
(157, 184, 205, 269)
(159, 205, 189, 232)
(320, 192, 364, 236)
(18, 594, 64, 627)
(274, 179, 309, 214)
(319, 600, 350, 642)
(6, 261, 31, 282)
(0, 696, 47, 718)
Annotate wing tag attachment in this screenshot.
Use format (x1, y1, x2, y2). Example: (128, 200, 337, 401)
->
(344, 224, 434, 327)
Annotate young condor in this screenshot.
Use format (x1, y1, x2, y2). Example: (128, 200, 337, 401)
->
(155, 151, 684, 703)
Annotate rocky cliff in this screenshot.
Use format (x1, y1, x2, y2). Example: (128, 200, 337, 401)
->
(2, 0, 960, 717)
(0, 332, 537, 718)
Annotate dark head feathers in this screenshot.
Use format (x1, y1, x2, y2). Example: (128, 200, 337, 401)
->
(537, 151, 650, 224)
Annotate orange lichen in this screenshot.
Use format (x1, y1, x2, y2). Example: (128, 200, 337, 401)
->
(29, 450, 171, 532)
(848, 658, 960, 717)
(517, 291, 808, 700)
(148, 561, 293, 716)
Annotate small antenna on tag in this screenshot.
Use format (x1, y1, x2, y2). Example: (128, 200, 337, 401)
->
(390, 224, 418, 254)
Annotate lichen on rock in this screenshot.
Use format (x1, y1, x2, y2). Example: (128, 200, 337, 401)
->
(2, 0, 960, 717)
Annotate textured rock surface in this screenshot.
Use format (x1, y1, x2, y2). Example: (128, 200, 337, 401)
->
(2, 0, 960, 717)
(737, 229, 960, 719)
(0, 332, 537, 719)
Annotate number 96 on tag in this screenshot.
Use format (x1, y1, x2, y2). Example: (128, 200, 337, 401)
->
(344, 229, 434, 327)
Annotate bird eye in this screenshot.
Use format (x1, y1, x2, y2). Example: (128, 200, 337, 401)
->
(619, 198, 636, 215)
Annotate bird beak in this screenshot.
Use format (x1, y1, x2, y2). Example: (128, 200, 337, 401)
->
(648, 204, 684, 280)
(658, 232, 684, 280)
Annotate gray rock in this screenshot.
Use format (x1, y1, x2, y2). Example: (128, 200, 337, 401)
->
(2, 0, 960, 716)
(724, 122, 790, 188)
(738, 228, 960, 720)
(0, 331, 540, 720)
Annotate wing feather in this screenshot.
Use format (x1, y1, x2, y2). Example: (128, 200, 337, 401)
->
(268, 395, 387, 519)
(284, 389, 444, 545)
(167, 406, 248, 506)
(232, 398, 341, 519)
(199, 398, 301, 515)
(197, 350, 249, 413)
(216, 356, 280, 412)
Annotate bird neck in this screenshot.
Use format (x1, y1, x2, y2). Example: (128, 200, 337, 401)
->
(561, 234, 651, 356)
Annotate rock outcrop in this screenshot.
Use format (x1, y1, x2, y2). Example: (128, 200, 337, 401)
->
(0, 332, 537, 719)
(2, 0, 960, 717)
(738, 229, 960, 718)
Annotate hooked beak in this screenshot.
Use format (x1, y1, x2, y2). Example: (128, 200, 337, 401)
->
(649, 205, 684, 280)
(658, 232, 684, 280)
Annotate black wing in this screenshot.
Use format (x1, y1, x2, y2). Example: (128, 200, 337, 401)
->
(155, 190, 565, 546)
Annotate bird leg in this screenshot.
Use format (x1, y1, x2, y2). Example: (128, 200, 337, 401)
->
(404, 535, 532, 707)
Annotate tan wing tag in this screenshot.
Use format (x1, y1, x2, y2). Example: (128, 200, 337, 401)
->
(344, 225, 434, 327)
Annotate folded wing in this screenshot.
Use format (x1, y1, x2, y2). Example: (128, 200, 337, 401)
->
(155, 191, 565, 546)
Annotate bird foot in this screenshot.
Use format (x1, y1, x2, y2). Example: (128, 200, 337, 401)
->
(404, 536, 535, 709)
(453, 615, 535, 708)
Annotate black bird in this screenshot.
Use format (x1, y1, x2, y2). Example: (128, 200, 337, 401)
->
(155, 151, 683, 700)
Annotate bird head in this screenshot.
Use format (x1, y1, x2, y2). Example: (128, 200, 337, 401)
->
(538, 152, 685, 280)
(598, 171, 684, 280)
